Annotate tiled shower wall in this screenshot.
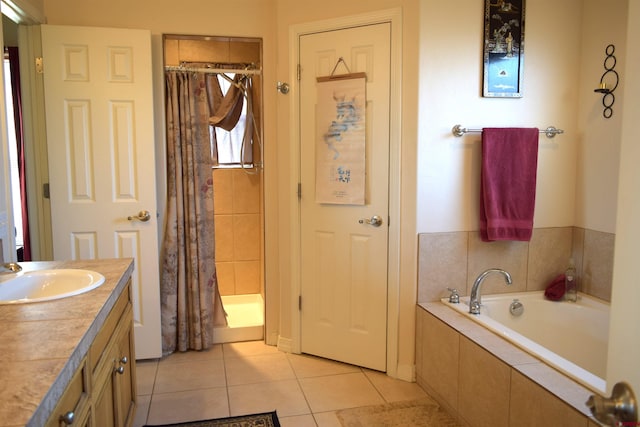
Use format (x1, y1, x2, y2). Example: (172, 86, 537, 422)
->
(213, 169, 263, 296)
(417, 226, 615, 303)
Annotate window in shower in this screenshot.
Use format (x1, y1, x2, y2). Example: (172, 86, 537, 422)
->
(210, 73, 253, 167)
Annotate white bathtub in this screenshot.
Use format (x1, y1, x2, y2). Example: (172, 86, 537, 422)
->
(442, 291, 609, 393)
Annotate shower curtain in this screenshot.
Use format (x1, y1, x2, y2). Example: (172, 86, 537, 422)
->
(160, 71, 227, 355)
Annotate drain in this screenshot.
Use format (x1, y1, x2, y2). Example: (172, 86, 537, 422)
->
(509, 299, 524, 316)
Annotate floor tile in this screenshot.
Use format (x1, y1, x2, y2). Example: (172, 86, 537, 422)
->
(154, 358, 226, 394)
(313, 411, 343, 427)
(160, 345, 224, 364)
(299, 372, 385, 412)
(225, 353, 296, 386)
(133, 341, 444, 426)
(133, 394, 150, 427)
(228, 379, 311, 417)
(364, 369, 430, 402)
(288, 353, 361, 378)
(136, 360, 158, 396)
(146, 387, 229, 425)
(279, 414, 318, 427)
(223, 340, 280, 359)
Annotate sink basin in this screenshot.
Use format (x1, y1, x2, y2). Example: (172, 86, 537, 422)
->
(0, 269, 106, 304)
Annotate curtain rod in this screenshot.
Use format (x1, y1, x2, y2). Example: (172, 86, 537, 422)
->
(164, 65, 262, 76)
(452, 124, 564, 139)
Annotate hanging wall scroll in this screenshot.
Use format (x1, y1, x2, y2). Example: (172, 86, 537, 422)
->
(315, 58, 367, 205)
(483, 0, 526, 97)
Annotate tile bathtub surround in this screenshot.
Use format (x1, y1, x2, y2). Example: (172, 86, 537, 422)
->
(416, 303, 601, 427)
(579, 228, 615, 301)
(417, 227, 614, 303)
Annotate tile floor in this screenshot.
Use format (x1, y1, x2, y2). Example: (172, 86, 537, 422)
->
(134, 340, 430, 427)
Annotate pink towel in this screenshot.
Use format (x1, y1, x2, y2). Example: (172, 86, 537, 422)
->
(544, 274, 566, 301)
(480, 127, 539, 241)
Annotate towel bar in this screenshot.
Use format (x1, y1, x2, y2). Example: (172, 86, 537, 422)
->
(452, 125, 564, 139)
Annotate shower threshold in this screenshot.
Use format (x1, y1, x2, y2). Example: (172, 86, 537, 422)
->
(213, 293, 264, 344)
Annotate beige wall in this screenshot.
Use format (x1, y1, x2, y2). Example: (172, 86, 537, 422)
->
(417, 0, 583, 233)
(416, 0, 626, 236)
(575, 0, 628, 233)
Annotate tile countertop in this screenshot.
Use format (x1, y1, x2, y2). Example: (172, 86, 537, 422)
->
(0, 258, 135, 427)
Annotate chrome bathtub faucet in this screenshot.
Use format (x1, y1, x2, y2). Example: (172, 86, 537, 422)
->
(469, 268, 512, 315)
(1, 262, 22, 273)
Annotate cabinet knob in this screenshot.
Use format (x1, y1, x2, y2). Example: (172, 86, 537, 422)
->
(60, 411, 75, 425)
(115, 365, 125, 375)
(120, 356, 128, 364)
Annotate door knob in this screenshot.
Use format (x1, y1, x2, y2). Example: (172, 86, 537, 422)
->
(359, 215, 383, 227)
(127, 210, 151, 222)
(587, 381, 637, 426)
(59, 411, 74, 425)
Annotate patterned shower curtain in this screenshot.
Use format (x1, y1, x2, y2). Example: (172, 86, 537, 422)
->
(160, 71, 227, 355)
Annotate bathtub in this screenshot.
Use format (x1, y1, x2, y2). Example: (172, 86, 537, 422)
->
(441, 291, 609, 393)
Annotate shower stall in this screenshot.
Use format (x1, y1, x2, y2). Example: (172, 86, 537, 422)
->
(211, 167, 264, 344)
(163, 35, 265, 344)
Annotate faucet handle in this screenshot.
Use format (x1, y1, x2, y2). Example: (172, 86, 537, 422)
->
(2, 262, 22, 272)
(469, 300, 481, 315)
(446, 288, 460, 304)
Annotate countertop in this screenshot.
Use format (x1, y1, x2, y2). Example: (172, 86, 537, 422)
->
(0, 258, 134, 427)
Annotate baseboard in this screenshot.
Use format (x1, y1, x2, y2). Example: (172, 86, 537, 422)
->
(265, 330, 279, 346)
(277, 335, 293, 353)
(395, 363, 416, 382)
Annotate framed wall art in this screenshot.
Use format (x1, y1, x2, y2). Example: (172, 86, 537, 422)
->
(483, 0, 526, 97)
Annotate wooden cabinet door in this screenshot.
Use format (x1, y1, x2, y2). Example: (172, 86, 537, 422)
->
(91, 285, 135, 427)
(114, 307, 136, 427)
(93, 359, 116, 427)
(45, 359, 90, 427)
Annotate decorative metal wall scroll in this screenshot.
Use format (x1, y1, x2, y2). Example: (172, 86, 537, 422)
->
(483, 0, 526, 98)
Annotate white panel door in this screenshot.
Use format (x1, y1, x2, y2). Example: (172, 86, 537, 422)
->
(299, 23, 391, 371)
(42, 25, 161, 359)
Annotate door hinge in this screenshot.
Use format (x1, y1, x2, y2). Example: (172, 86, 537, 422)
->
(299, 295, 302, 311)
(297, 183, 302, 199)
(35, 57, 44, 74)
(297, 64, 301, 81)
(43, 183, 50, 199)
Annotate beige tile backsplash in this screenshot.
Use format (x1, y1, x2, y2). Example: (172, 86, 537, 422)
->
(418, 227, 614, 303)
(581, 229, 615, 301)
(213, 169, 263, 296)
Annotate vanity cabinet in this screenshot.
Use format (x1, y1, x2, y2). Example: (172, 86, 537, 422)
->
(45, 359, 91, 427)
(46, 281, 136, 427)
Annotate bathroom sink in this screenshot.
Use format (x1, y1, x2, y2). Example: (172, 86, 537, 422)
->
(0, 269, 106, 304)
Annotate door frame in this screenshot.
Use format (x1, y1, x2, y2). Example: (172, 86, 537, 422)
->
(1, 2, 53, 262)
(288, 8, 403, 378)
